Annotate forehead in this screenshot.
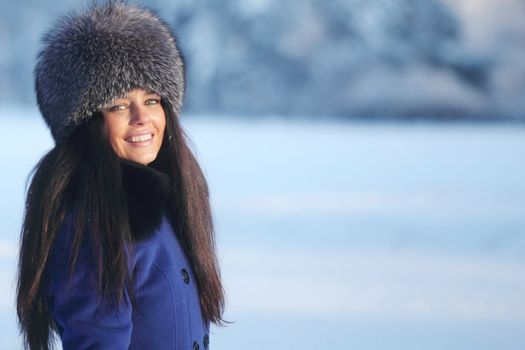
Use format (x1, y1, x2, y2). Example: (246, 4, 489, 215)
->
(113, 88, 161, 100)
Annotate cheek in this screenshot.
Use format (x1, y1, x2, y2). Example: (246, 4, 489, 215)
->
(156, 113, 167, 139)
(107, 130, 120, 150)
(160, 120, 166, 138)
(104, 119, 125, 152)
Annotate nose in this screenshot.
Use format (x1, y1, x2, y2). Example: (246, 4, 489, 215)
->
(130, 104, 151, 125)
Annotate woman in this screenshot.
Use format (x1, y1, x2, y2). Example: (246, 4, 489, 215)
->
(16, 2, 224, 349)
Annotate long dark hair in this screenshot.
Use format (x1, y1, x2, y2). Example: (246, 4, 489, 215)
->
(16, 102, 225, 349)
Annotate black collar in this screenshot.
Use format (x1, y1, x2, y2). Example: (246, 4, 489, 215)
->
(121, 158, 172, 241)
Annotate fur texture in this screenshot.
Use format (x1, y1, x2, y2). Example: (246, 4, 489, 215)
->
(35, 2, 185, 143)
(121, 157, 172, 241)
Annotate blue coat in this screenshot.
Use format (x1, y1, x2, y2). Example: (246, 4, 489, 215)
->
(45, 160, 210, 349)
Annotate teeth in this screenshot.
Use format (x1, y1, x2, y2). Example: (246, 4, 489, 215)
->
(128, 134, 152, 143)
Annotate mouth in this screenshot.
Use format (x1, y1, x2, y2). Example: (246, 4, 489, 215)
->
(125, 133, 154, 144)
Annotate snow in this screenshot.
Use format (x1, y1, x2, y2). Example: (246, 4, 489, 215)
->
(1, 109, 524, 349)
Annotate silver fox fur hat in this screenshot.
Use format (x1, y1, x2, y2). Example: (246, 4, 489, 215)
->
(35, 1, 185, 143)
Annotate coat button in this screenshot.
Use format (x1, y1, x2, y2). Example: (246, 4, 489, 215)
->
(203, 334, 209, 348)
(193, 340, 200, 350)
(181, 268, 190, 284)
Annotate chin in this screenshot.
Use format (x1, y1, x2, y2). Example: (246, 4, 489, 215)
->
(124, 152, 159, 165)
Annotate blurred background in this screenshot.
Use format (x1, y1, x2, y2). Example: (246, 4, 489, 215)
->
(1, 0, 525, 349)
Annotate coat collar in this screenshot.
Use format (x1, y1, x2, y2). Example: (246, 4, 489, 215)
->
(121, 158, 172, 241)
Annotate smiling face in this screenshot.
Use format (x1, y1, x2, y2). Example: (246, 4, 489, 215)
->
(102, 88, 166, 165)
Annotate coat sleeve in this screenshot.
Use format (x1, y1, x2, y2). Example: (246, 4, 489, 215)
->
(46, 216, 133, 349)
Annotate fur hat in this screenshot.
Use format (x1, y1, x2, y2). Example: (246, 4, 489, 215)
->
(35, 2, 185, 143)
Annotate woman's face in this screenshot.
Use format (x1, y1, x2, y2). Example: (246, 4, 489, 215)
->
(103, 88, 166, 165)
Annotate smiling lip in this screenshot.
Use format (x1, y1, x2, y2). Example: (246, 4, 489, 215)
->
(125, 132, 155, 146)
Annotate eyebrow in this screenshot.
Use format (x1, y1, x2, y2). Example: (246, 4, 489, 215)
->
(143, 90, 160, 96)
(114, 90, 160, 100)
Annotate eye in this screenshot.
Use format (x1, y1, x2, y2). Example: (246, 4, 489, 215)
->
(106, 104, 128, 112)
(145, 98, 161, 106)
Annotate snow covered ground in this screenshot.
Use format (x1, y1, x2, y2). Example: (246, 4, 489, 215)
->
(1, 108, 524, 349)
